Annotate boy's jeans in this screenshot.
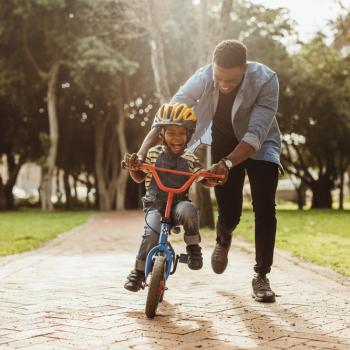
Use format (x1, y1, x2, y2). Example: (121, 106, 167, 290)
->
(135, 201, 200, 271)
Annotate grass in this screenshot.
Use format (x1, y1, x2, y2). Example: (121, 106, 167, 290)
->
(221, 208, 350, 277)
(0, 210, 92, 256)
(1, 207, 349, 277)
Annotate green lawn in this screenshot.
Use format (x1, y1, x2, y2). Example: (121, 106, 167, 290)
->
(0, 210, 92, 256)
(1, 208, 349, 277)
(228, 209, 350, 276)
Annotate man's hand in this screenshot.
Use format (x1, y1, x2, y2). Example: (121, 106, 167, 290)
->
(121, 153, 143, 171)
(207, 161, 229, 186)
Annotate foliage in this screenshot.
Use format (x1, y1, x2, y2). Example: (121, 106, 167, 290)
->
(279, 35, 350, 207)
(0, 0, 349, 211)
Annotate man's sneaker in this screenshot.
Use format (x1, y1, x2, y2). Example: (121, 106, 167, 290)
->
(186, 244, 203, 270)
(211, 241, 231, 274)
(124, 269, 145, 292)
(252, 273, 276, 302)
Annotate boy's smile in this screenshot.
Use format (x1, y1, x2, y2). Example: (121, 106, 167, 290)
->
(164, 125, 189, 155)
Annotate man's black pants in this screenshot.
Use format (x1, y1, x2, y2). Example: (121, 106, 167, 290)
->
(212, 144, 279, 275)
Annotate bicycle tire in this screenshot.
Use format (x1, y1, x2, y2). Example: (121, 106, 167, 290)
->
(145, 255, 166, 318)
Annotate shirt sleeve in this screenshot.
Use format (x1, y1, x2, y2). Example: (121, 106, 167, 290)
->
(143, 148, 157, 174)
(242, 74, 279, 151)
(151, 67, 207, 129)
(186, 152, 203, 174)
(171, 67, 207, 107)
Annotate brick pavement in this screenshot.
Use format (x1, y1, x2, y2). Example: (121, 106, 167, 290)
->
(0, 211, 349, 349)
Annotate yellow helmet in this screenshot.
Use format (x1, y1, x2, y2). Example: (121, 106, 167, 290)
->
(154, 103, 197, 133)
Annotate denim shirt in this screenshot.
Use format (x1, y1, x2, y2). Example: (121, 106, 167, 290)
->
(169, 62, 282, 169)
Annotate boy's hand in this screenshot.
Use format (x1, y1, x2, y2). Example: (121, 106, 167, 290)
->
(206, 162, 229, 186)
(121, 153, 143, 171)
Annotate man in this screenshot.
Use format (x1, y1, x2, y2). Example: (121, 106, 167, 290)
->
(137, 39, 282, 302)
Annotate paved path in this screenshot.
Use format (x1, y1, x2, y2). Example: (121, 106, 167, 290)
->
(0, 211, 349, 349)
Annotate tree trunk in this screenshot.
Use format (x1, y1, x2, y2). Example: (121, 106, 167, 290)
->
(63, 171, 72, 210)
(115, 77, 130, 211)
(194, 146, 214, 228)
(41, 62, 61, 211)
(0, 178, 6, 210)
(116, 171, 129, 210)
(296, 180, 307, 210)
(3, 152, 25, 210)
(4, 186, 15, 210)
(85, 176, 93, 209)
(94, 114, 111, 211)
(310, 177, 333, 209)
(72, 175, 78, 204)
(218, 0, 234, 40)
(339, 165, 345, 210)
(199, 0, 209, 64)
(146, 0, 171, 103)
(55, 168, 63, 205)
(195, 1, 216, 229)
(94, 111, 118, 211)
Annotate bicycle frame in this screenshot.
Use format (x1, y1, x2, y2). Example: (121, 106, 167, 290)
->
(141, 163, 224, 283)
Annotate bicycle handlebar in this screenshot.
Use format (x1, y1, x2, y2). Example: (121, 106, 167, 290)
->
(139, 163, 224, 194)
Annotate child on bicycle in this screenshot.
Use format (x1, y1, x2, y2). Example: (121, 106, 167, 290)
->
(122, 103, 217, 292)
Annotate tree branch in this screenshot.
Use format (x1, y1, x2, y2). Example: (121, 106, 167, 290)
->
(22, 24, 48, 80)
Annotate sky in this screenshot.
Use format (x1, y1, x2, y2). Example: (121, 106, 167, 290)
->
(251, 0, 345, 41)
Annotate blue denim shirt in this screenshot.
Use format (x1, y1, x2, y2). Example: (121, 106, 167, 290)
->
(169, 62, 282, 169)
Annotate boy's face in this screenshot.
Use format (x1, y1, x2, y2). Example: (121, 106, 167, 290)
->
(164, 125, 188, 154)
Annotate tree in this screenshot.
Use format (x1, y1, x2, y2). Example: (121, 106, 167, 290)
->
(16, 0, 66, 211)
(70, 29, 138, 210)
(332, 2, 350, 208)
(0, 5, 45, 210)
(279, 35, 350, 208)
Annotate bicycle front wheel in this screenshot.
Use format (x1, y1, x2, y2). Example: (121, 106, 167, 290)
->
(145, 255, 166, 318)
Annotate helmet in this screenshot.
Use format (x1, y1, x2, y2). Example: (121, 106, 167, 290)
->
(153, 103, 197, 133)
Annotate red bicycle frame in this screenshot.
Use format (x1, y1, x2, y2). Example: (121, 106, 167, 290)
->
(139, 163, 224, 218)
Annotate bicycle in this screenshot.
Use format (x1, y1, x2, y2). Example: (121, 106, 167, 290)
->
(138, 163, 224, 318)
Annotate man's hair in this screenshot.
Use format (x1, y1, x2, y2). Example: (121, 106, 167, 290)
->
(212, 39, 247, 68)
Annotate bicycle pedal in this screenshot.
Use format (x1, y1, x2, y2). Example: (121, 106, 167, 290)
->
(178, 253, 188, 264)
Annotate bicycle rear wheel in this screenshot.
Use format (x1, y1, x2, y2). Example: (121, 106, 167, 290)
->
(145, 255, 166, 318)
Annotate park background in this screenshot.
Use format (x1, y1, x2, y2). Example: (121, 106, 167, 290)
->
(0, 0, 349, 277)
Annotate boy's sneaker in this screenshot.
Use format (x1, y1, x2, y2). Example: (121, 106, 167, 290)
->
(186, 244, 203, 270)
(124, 269, 145, 292)
(252, 273, 276, 302)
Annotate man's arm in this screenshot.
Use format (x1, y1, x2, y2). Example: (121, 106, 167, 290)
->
(206, 141, 255, 185)
(138, 67, 207, 159)
(171, 66, 207, 107)
(137, 127, 162, 161)
(208, 74, 279, 183)
(241, 74, 279, 151)
(226, 140, 255, 166)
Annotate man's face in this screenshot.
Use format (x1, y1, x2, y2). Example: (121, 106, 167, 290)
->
(164, 125, 188, 154)
(213, 63, 247, 95)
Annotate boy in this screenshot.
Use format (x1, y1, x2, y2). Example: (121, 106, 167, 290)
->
(123, 103, 216, 292)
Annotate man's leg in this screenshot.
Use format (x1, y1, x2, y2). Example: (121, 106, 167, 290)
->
(246, 159, 278, 302)
(172, 201, 202, 270)
(124, 209, 161, 292)
(211, 163, 246, 273)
